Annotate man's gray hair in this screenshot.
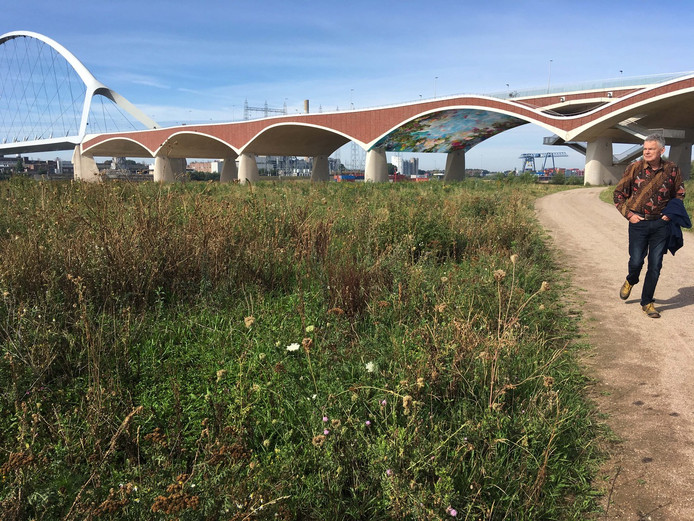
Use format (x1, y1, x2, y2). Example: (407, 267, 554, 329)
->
(645, 134, 665, 148)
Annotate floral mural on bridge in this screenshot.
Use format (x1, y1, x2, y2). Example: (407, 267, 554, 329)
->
(372, 109, 527, 153)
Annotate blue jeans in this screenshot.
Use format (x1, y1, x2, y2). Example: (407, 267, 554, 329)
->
(626, 219, 670, 306)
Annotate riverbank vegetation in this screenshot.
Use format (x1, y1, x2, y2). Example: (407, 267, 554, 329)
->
(1, 178, 602, 520)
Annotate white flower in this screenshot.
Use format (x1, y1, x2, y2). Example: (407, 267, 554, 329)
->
(286, 343, 301, 352)
(365, 361, 376, 373)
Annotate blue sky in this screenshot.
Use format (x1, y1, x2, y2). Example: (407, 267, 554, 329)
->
(3, 0, 694, 171)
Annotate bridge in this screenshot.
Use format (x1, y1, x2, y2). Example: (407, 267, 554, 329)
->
(3, 30, 694, 185)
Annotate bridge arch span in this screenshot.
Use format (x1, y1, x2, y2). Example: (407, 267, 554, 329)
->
(155, 131, 238, 159)
(83, 137, 157, 159)
(566, 74, 694, 142)
(240, 122, 353, 157)
(366, 104, 550, 154)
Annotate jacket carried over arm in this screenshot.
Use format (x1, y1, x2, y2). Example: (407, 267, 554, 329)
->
(663, 198, 692, 255)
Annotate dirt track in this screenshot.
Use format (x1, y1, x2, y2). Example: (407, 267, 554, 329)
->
(535, 187, 694, 520)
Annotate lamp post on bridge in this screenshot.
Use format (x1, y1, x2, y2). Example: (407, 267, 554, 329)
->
(547, 59, 553, 94)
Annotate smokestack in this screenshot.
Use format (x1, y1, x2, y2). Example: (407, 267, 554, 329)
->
(304, 100, 309, 114)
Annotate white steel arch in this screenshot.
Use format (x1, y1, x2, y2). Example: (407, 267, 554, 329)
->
(0, 30, 158, 153)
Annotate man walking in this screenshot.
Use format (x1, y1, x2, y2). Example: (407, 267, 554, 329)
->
(614, 134, 686, 318)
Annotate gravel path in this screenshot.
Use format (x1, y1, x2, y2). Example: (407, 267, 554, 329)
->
(535, 187, 694, 520)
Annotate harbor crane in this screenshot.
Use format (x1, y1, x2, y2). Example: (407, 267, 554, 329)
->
(519, 152, 568, 172)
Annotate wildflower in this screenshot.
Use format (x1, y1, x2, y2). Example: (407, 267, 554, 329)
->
(540, 281, 550, 292)
(493, 269, 506, 282)
(365, 361, 376, 373)
(244, 316, 255, 328)
(510, 254, 518, 264)
(447, 506, 458, 517)
(323, 429, 330, 435)
(380, 399, 387, 406)
(386, 469, 393, 476)
(365, 420, 371, 426)
(322, 416, 329, 422)
(263, 439, 271, 448)
(258, 352, 266, 360)
(286, 343, 300, 352)
(305, 325, 315, 333)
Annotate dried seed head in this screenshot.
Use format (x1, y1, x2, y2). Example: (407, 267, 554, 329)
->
(493, 269, 506, 282)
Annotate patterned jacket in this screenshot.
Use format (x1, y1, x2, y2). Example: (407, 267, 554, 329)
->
(613, 158, 685, 219)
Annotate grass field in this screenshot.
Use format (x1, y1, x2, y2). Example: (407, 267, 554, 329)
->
(1, 178, 604, 520)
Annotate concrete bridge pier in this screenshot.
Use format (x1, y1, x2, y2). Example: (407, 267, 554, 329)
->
(72, 146, 100, 182)
(238, 153, 259, 184)
(311, 155, 330, 182)
(364, 147, 388, 182)
(443, 149, 466, 181)
(154, 156, 187, 182)
(584, 137, 622, 185)
(668, 142, 692, 180)
(220, 155, 238, 183)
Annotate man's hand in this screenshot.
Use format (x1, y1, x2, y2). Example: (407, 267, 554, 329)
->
(628, 214, 644, 223)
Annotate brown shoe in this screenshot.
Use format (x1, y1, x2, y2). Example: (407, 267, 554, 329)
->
(642, 303, 660, 318)
(619, 280, 633, 300)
